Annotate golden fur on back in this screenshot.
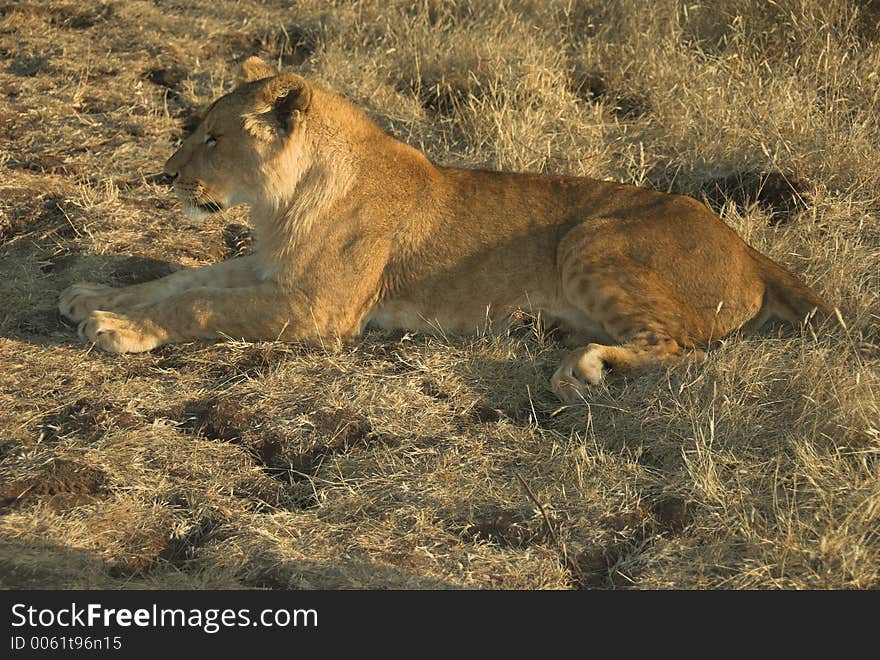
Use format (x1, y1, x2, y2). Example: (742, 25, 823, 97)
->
(59, 57, 832, 402)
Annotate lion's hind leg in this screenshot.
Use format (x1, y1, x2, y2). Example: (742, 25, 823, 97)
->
(552, 226, 704, 402)
(551, 333, 701, 403)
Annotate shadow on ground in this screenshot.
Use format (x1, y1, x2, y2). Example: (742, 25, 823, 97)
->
(0, 538, 457, 590)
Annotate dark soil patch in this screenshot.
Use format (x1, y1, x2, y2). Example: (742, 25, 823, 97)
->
(122, 123, 146, 137)
(569, 67, 608, 102)
(575, 542, 624, 588)
(122, 194, 175, 211)
(453, 505, 545, 548)
(0, 459, 108, 511)
(75, 95, 114, 115)
(855, 1, 880, 44)
(650, 495, 692, 533)
(11, 154, 83, 176)
(0, 187, 40, 244)
(612, 93, 651, 120)
(64, 4, 113, 30)
(398, 70, 485, 118)
(157, 516, 221, 566)
(258, 407, 375, 479)
(600, 506, 650, 533)
(574, 538, 645, 589)
(6, 55, 50, 77)
(419, 378, 449, 400)
(205, 345, 282, 382)
(203, 23, 316, 67)
(467, 403, 504, 424)
(203, 32, 262, 59)
(700, 170, 810, 224)
(1, 194, 83, 245)
(299, 407, 374, 464)
(422, 0, 477, 27)
(511, 401, 559, 428)
(405, 68, 551, 120)
(38, 253, 79, 274)
(575, 498, 689, 587)
(2, 81, 21, 98)
(36, 398, 139, 445)
(167, 397, 375, 487)
(0, 3, 114, 30)
(144, 65, 185, 91)
(39, 198, 79, 237)
(311, 407, 374, 442)
(111, 256, 177, 285)
(412, 79, 473, 117)
(14, 307, 63, 336)
(568, 67, 651, 119)
(172, 397, 247, 442)
(272, 23, 318, 67)
(0, 105, 22, 142)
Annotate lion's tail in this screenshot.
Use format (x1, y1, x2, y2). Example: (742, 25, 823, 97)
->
(749, 246, 835, 326)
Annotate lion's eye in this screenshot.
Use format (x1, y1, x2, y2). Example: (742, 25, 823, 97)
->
(205, 135, 218, 146)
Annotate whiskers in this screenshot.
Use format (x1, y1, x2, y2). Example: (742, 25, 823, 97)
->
(174, 180, 229, 220)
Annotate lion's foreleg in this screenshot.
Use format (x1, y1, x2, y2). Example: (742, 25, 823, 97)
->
(59, 255, 262, 322)
(76, 283, 320, 353)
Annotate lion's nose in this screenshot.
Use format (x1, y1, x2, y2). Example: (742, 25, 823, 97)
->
(163, 147, 186, 178)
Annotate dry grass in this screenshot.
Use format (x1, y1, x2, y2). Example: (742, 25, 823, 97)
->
(1, 0, 878, 589)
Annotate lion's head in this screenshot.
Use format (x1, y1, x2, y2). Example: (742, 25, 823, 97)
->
(163, 57, 313, 220)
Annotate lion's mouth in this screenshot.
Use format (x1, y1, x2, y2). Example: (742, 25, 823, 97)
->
(172, 181, 226, 217)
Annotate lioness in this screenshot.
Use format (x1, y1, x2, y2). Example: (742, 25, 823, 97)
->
(59, 57, 832, 402)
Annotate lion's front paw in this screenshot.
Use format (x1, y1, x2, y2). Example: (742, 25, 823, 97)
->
(58, 282, 119, 322)
(77, 311, 162, 353)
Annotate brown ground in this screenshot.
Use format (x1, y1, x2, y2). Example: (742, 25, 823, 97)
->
(0, 0, 878, 589)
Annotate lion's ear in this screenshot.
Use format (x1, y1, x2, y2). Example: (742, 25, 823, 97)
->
(246, 74, 312, 140)
(239, 56, 277, 83)
(262, 74, 312, 132)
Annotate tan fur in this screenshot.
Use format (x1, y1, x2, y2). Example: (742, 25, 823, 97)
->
(58, 57, 834, 402)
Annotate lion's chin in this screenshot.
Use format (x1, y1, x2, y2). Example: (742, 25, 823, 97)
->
(181, 204, 210, 221)
(181, 201, 223, 221)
